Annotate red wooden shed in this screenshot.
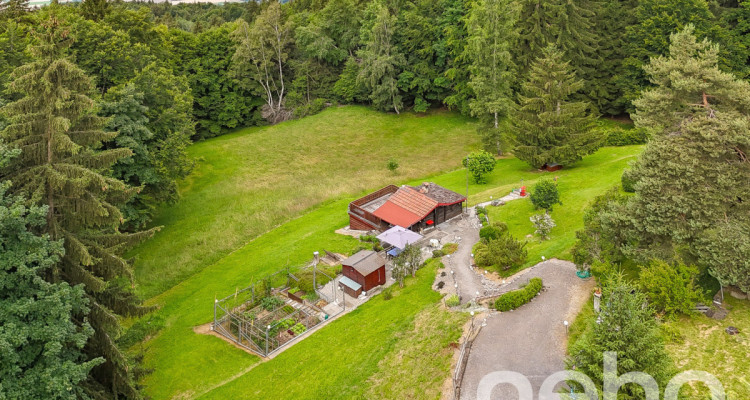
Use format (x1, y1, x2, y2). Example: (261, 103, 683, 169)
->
(338, 250, 387, 298)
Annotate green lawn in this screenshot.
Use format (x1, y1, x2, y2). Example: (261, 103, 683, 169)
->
(131, 106, 480, 298)
(665, 297, 750, 399)
(475, 145, 643, 275)
(136, 144, 641, 399)
(197, 261, 466, 400)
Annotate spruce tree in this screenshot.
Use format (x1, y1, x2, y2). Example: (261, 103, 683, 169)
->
(567, 274, 674, 397)
(466, 0, 518, 154)
(0, 162, 101, 399)
(0, 0, 29, 21)
(357, 1, 405, 113)
(612, 26, 750, 292)
(512, 0, 601, 107)
(0, 16, 155, 398)
(512, 45, 600, 169)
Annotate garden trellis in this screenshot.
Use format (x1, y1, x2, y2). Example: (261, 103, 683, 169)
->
(213, 264, 342, 357)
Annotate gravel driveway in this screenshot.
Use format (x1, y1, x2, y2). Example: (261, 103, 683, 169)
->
(459, 259, 594, 400)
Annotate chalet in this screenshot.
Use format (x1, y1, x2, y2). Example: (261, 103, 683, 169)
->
(338, 250, 387, 298)
(348, 182, 466, 232)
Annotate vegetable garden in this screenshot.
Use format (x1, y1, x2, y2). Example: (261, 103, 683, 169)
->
(213, 267, 340, 357)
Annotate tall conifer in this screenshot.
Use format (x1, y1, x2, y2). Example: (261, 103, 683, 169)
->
(512, 0, 600, 106)
(466, 0, 518, 154)
(613, 26, 750, 292)
(512, 45, 600, 169)
(0, 15, 155, 398)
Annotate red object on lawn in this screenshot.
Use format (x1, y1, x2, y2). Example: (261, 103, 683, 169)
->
(520, 186, 527, 197)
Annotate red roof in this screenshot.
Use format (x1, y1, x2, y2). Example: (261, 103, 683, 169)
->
(372, 186, 438, 228)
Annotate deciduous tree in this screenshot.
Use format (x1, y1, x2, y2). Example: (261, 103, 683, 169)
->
(232, 2, 294, 123)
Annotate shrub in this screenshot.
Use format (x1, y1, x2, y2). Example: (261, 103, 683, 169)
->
(372, 243, 383, 252)
(475, 206, 489, 223)
(479, 221, 509, 242)
(604, 126, 648, 146)
(303, 292, 319, 302)
(474, 234, 527, 271)
(382, 286, 393, 300)
(360, 235, 379, 243)
(494, 278, 543, 311)
(386, 158, 399, 174)
(442, 243, 458, 255)
(118, 313, 165, 349)
(529, 178, 561, 211)
(530, 212, 555, 241)
(639, 260, 703, 318)
(436, 281, 445, 290)
(432, 249, 444, 258)
(621, 169, 637, 193)
(445, 294, 460, 307)
(462, 150, 496, 184)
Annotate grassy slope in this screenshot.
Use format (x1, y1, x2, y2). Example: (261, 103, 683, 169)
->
(139, 145, 641, 399)
(477, 146, 643, 274)
(198, 261, 466, 400)
(132, 106, 479, 298)
(665, 298, 750, 398)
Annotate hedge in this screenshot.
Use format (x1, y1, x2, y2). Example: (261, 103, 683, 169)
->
(604, 127, 648, 146)
(494, 278, 543, 311)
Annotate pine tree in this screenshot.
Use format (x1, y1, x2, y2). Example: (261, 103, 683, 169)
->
(512, 0, 601, 107)
(466, 0, 518, 154)
(357, 1, 405, 113)
(0, 16, 155, 398)
(612, 26, 750, 292)
(512, 45, 600, 169)
(567, 274, 674, 397)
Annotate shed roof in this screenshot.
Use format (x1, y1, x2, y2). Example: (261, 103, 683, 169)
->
(372, 186, 438, 228)
(411, 182, 466, 205)
(341, 250, 387, 276)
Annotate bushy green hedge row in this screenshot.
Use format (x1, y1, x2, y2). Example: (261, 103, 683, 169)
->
(604, 127, 648, 146)
(494, 278, 543, 311)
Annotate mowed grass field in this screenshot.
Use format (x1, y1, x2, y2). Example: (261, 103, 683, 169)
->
(457, 145, 642, 275)
(131, 106, 480, 298)
(137, 139, 641, 398)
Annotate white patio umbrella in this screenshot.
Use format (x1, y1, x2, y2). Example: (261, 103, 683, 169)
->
(376, 226, 423, 249)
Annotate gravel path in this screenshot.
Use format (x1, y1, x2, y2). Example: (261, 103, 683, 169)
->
(459, 259, 595, 400)
(441, 212, 484, 304)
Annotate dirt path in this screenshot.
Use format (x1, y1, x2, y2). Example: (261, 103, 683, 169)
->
(459, 259, 595, 400)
